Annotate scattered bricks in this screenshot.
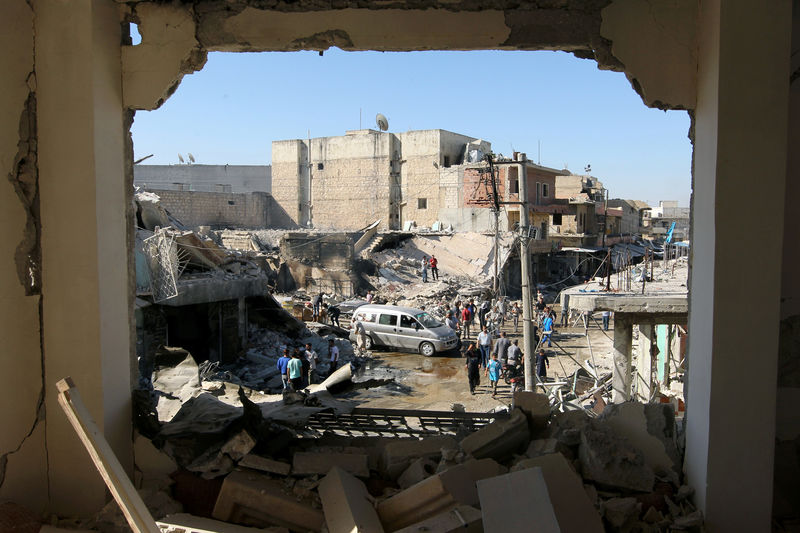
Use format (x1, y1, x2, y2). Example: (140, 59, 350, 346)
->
(512, 391, 551, 432)
(579, 423, 655, 493)
(601, 497, 641, 529)
(397, 458, 438, 489)
(292, 451, 369, 477)
(377, 463, 479, 532)
(459, 408, 529, 461)
(212, 470, 324, 531)
(510, 453, 603, 532)
(319, 467, 385, 533)
(477, 467, 560, 533)
(238, 454, 291, 476)
(598, 403, 679, 481)
(381, 436, 458, 479)
(393, 505, 482, 533)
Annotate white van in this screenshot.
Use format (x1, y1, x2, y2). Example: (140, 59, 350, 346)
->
(349, 304, 458, 356)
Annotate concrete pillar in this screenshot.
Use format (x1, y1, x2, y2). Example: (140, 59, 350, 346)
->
(635, 323, 656, 403)
(686, 0, 791, 529)
(36, 0, 132, 515)
(611, 313, 632, 403)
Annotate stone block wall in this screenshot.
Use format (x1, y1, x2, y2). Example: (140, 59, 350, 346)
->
(151, 189, 295, 229)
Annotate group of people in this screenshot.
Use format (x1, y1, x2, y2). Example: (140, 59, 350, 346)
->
(419, 255, 439, 283)
(276, 338, 340, 392)
(310, 292, 342, 327)
(443, 296, 510, 343)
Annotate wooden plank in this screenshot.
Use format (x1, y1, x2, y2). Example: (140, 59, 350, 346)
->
(56, 377, 160, 533)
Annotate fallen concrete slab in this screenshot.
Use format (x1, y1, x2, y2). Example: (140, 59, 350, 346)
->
(157, 513, 289, 533)
(292, 451, 370, 477)
(397, 457, 438, 489)
(212, 470, 324, 531)
(319, 467, 385, 533)
(477, 467, 560, 533)
(393, 505, 482, 533)
(513, 391, 551, 432)
(380, 436, 458, 479)
(459, 408, 529, 461)
(377, 463, 479, 532)
(510, 453, 603, 532)
(579, 423, 655, 493)
(237, 454, 291, 476)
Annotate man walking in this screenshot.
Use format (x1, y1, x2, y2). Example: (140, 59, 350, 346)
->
(429, 255, 439, 280)
(277, 348, 291, 390)
(461, 305, 472, 339)
(542, 308, 554, 348)
(536, 349, 550, 380)
(493, 331, 511, 366)
(477, 326, 492, 368)
(486, 353, 501, 398)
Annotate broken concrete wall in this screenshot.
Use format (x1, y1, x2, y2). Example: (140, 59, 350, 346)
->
(147, 190, 281, 230)
(0, 0, 47, 513)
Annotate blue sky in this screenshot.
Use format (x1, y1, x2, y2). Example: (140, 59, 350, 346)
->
(132, 49, 692, 207)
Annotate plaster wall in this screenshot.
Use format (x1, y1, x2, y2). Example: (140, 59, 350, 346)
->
(271, 139, 304, 224)
(134, 164, 272, 194)
(0, 0, 48, 512)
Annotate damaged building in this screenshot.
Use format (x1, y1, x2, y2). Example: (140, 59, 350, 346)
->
(0, 1, 798, 532)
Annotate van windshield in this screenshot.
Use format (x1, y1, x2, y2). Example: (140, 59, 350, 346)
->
(415, 313, 443, 329)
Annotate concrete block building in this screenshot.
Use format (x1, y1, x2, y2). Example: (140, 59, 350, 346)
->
(271, 129, 486, 231)
(134, 164, 272, 193)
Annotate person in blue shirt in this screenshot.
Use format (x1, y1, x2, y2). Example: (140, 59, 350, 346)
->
(542, 307, 554, 348)
(276, 349, 291, 390)
(485, 353, 502, 398)
(287, 349, 304, 391)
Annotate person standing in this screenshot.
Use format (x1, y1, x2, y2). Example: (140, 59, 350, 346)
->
(560, 303, 569, 328)
(312, 292, 323, 322)
(305, 343, 318, 385)
(511, 302, 521, 333)
(477, 326, 492, 368)
(602, 310, 611, 331)
(486, 353, 502, 398)
(277, 349, 291, 390)
(493, 331, 511, 365)
(465, 343, 481, 395)
(478, 299, 490, 330)
(496, 297, 506, 326)
(288, 350, 304, 391)
(536, 349, 550, 380)
(541, 309, 554, 347)
(328, 339, 340, 376)
(354, 319, 368, 355)
(421, 255, 429, 283)
(365, 290, 374, 304)
(507, 339, 522, 369)
(461, 305, 472, 339)
(429, 255, 439, 280)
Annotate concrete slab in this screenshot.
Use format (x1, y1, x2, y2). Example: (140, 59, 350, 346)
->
(397, 457, 438, 489)
(292, 451, 369, 477)
(513, 391, 551, 432)
(566, 293, 688, 315)
(393, 505, 482, 533)
(212, 470, 324, 531)
(510, 453, 604, 532)
(459, 408, 529, 461)
(319, 467, 385, 533)
(237, 454, 291, 476)
(477, 467, 560, 533)
(380, 436, 458, 479)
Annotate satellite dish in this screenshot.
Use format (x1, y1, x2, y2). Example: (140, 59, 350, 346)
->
(375, 113, 389, 132)
(188, 153, 196, 163)
(177, 153, 184, 164)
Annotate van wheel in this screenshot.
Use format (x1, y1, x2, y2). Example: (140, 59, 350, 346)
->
(419, 342, 435, 357)
(364, 335, 373, 350)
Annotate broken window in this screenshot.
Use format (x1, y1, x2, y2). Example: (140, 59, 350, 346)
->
(418, 198, 427, 209)
(552, 213, 562, 225)
(542, 183, 549, 197)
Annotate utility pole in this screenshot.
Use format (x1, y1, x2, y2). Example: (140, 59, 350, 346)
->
(517, 154, 536, 392)
(486, 155, 501, 296)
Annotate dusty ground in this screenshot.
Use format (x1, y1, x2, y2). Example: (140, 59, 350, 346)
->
(338, 315, 621, 412)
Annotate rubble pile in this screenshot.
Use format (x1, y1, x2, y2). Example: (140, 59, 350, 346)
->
(121, 389, 703, 533)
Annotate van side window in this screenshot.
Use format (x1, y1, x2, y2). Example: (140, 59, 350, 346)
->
(400, 315, 418, 328)
(379, 314, 397, 326)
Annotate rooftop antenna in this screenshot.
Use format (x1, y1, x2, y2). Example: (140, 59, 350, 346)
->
(188, 153, 195, 164)
(376, 113, 389, 132)
(177, 153, 184, 164)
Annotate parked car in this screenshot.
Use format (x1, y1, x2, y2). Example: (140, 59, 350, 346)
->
(349, 304, 458, 356)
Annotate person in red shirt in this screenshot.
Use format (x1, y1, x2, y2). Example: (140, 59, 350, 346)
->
(429, 255, 439, 280)
(461, 305, 473, 339)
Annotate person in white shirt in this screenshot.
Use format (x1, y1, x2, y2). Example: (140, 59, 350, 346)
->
(328, 339, 340, 376)
(354, 320, 368, 355)
(477, 326, 492, 368)
(304, 342, 318, 384)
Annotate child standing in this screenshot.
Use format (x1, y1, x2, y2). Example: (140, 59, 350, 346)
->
(486, 353, 502, 398)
